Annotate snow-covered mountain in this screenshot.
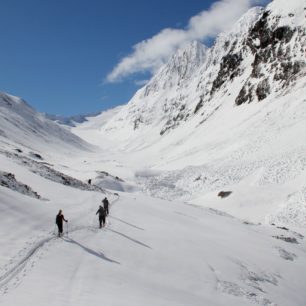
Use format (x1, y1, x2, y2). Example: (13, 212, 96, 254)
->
(45, 111, 102, 127)
(98, 0, 304, 140)
(1, 1, 306, 305)
(0, 92, 93, 157)
(74, 0, 306, 227)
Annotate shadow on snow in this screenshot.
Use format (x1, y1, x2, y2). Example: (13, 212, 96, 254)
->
(109, 216, 145, 231)
(63, 237, 120, 265)
(107, 229, 152, 249)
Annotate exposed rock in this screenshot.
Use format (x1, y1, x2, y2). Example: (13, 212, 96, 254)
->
(30, 152, 43, 160)
(256, 78, 271, 101)
(1, 150, 105, 193)
(211, 53, 242, 95)
(236, 9, 303, 105)
(194, 96, 204, 114)
(218, 191, 232, 198)
(236, 85, 250, 105)
(96, 171, 125, 182)
(273, 26, 295, 44)
(277, 247, 297, 261)
(248, 11, 271, 50)
(133, 117, 143, 130)
(272, 235, 298, 244)
(0, 171, 41, 199)
(277, 226, 289, 231)
(160, 108, 188, 136)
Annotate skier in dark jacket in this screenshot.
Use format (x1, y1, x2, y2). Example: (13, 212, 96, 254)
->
(96, 205, 106, 228)
(102, 197, 109, 216)
(55, 210, 68, 237)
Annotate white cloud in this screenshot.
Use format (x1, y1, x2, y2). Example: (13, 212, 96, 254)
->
(134, 79, 150, 86)
(107, 28, 187, 82)
(107, 0, 266, 83)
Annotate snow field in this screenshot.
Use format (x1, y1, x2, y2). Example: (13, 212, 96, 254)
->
(1, 186, 306, 306)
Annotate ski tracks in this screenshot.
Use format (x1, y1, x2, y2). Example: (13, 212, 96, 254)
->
(0, 193, 119, 298)
(0, 227, 96, 297)
(0, 234, 56, 296)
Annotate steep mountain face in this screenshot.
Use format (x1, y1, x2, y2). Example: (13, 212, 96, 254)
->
(143, 41, 208, 96)
(102, 41, 208, 136)
(101, 0, 305, 140)
(234, 0, 305, 105)
(73, 0, 306, 227)
(0, 92, 92, 155)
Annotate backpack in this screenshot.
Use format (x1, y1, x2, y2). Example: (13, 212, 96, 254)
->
(55, 214, 61, 225)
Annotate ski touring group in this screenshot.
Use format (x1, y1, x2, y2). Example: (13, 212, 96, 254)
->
(55, 197, 110, 237)
(96, 197, 109, 228)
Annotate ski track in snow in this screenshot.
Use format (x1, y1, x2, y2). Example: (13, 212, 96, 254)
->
(0, 235, 55, 294)
(1, 187, 306, 305)
(0, 195, 120, 297)
(0, 226, 108, 296)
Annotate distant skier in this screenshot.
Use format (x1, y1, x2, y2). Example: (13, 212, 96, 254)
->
(96, 205, 106, 228)
(88, 179, 92, 185)
(102, 197, 109, 216)
(55, 210, 68, 237)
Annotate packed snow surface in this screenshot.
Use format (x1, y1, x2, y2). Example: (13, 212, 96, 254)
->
(0, 151, 305, 306)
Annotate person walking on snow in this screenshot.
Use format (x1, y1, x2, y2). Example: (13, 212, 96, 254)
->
(102, 197, 109, 216)
(56, 210, 68, 237)
(96, 205, 106, 228)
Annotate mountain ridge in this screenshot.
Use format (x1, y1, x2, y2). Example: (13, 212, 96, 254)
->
(72, 0, 306, 227)
(0, 92, 94, 157)
(98, 0, 304, 141)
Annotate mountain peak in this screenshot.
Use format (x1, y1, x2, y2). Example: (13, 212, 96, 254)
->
(100, 0, 305, 140)
(0, 92, 91, 154)
(267, 0, 305, 27)
(142, 40, 208, 97)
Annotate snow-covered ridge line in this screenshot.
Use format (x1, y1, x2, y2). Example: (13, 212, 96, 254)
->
(0, 171, 41, 199)
(72, 0, 306, 229)
(45, 111, 102, 127)
(0, 92, 94, 155)
(0, 150, 105, 193)
(99, 0, 305, 138)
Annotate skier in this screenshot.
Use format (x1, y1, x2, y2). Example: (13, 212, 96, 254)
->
(96, 205, 106, 228)
(55, 210, 68, 237)
(102, 197, 109, 216)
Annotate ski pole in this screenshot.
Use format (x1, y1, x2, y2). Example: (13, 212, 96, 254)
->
(66, 221, 69, 238)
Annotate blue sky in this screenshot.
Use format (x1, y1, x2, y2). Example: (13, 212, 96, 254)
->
(0, 0, 269, 116)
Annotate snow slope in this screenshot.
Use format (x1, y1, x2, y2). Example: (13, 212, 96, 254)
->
(0, 1, 306, 305)
(0, 153, 305, 306)
(0, 92, 93, 158)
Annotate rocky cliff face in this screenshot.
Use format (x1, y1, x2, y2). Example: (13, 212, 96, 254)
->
(235, 2, 305, 105)
(102, 0, 305, 139)
(143, 41, 208, 97)
(104, 40, 208, 135)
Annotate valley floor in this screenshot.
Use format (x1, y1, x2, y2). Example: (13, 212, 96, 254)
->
(1, 180, 306, 306)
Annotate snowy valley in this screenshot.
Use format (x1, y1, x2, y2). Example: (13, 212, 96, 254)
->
(1, 0, 306, 305)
